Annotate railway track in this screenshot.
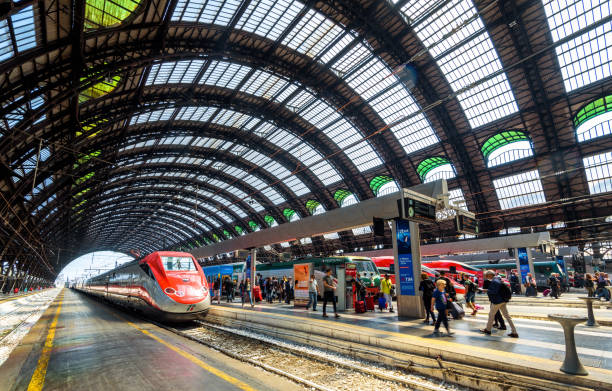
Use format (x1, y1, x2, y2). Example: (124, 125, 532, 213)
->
(159, 320, 463, 391)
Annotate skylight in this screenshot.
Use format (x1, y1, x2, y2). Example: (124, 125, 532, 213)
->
(129, 108, 175, 125)
(417, 157, 456, 183)
(0, 6, 37, 62)
(172, 0, 241, 25)
(342, 55, 439, 154)
(542, 0, 612, 92)
(84, 0, 142, 29)
(493, 170, 546, 209)
(400, 0, 518, 128)
(574, 95, 612, 142)
(146, 60, 205, 85)
(482, 131, 533, 168)
(448, 188, 468, 211)
(583, 151, 612, 194)
(235, 0, 303, 41)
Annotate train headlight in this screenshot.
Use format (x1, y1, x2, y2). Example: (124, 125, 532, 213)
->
(165, 287, 176, 295)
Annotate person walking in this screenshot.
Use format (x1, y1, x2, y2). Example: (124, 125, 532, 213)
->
(480, 271, 518, 338)
(525, 273, 537, 296)
(322, 268, 340, 318)
(214, 277, 221, 304)
(241, 277, 254, 308)
(381, 274, 394, 313)
(549, 273, 559, 299)
(431, 279, 453, 336)
(509, 272, 520, 295)
(460, 273, 478, 316)
(419, 272, 436, 325)
(307, 274, 319, 311)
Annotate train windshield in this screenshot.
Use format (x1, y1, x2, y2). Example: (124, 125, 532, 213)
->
(161, 256, 197, 271)
(353, 260, 378, 273)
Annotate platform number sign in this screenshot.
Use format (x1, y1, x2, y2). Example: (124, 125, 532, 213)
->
(396, 219, 415, 296)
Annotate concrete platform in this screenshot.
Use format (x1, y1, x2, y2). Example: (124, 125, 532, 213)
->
(0, 289, 302, 391)
(207, 300, 612, 390)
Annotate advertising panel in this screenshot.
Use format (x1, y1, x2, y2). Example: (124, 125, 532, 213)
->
(517, 247, 530, 283)
(396, 219, 415, 296)
(293, 263, 310, 307)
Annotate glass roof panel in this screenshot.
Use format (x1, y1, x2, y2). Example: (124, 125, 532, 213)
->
(584, 151, 612, 194)
(199, 61, 251, 89)
(240, 70, 290, 100)
(1, 6, 37, 63)
(448, 188, 468, 211)
(493, 169, 546, 210)
(345, 56, 439, 155)
(401, 0, 518, 128)
(281, 8, 345, 59)
(542, 0, 611, 92)
(11, 6, 37, 53)
(129, 108, 175, 124)
(236, 0, 304, 41)
(575, 95, 612, 142)
(172, 0, 241, 25)
(146, 60, 205, 85)
(84, 0, 141, 30)
(176, 106, 216, 122)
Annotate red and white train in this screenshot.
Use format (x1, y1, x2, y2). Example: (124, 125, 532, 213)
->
(76, 251, 211, 322)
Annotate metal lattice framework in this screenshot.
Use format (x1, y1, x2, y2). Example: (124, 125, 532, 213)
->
(1, 0, 612, 283)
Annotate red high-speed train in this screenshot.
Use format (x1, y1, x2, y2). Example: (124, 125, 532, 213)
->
(76, 251, 211, 322)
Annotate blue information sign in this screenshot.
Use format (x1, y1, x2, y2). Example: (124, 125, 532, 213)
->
(396, 219, 415, 296)
(556, 255, 567, 274)
(517, 248, 529, 284)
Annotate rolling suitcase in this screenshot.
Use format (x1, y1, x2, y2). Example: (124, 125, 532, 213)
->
(449, 301, 465, 320)
(355, 301, 366, 313)
(365, 295, 375, 311)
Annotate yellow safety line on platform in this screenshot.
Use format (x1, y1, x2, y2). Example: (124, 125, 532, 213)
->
(122, 317, 257, 391)
(27, 289, 64, 391)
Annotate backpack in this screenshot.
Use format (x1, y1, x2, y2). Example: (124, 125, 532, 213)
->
(499, 282, 512, 303)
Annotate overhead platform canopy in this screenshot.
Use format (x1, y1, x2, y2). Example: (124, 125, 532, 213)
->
(192, 180, 449, 258)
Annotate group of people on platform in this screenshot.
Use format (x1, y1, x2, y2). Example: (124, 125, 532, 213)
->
(420, 270, 518, 338)
(212, 274, 296, 308)
(584, 272, 611, 300)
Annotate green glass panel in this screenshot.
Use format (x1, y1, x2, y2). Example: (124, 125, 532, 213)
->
(76, 150, 101, 165)
(305, 200, 320, 214)
(79, 74, 121, 102)
(223, 230, 231, 239)
(77, 117, 108, 138)
(204, 237, 212, 245)
(283, 208, 295, 221)
(75, 172, 95, 185)
(481, 131, 530, 160)
(235, 226, 244, 235)
(212, 233, 220, 242)
(573, 95, 612, 128)
(248, 220, 259, 231)
(369, 175, 393, 195)
(85, 0, 142, 30)
(333, 189, 351, 205)
(416, 157, 450, 180)
(73, 187, 90, 199)
(195, 240, 201, 247)
(264, 215, 276, 227)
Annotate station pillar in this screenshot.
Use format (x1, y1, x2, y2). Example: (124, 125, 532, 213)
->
(250, 249, 256, 303)
(514, 247, 535, 293)
(392, 219, 425, 318)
